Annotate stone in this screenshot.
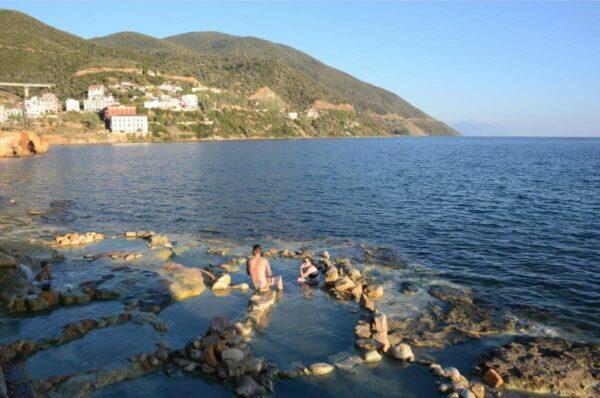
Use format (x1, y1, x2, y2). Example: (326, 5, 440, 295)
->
(322, 251, 330, 259)
(360, 294, 376, 311)
(212, 274, 231, 290)
(235, 322, 252, 336)
(364, 350, 382, 363)
(444, 367, 461, 382)
(125, 231, 137, 238)
(161, 262, 206, 301)
(391, 343, 414, 362)
(372, 332, 390, 352)
(200, 364, 215, 374)
(210, 317, 230, 334)
(309, 362, 335, 376)
(348, 268, 362, 281)
(364, 284, 384, 299)
(235, 376, 266, 397)
(482, 368, 503, 388)
(25, 295, 49, 311)
(204, 345, 218, 368)
(355, 323, 372, 339)
(184, 363, 197, 373)
(0, 253, 16, 268)
(221, 348, 244, 365)
(372, 312, 388, 334)
(40, 290, 58, 306)
(149, 235, 171, 248)
(232, 283, 249, 291)
(470, 383, 485, 398)
(459, 388, 476, 398)
(324, 267, 339, 285)
(439, 383, 451, 393)
(334, 276, 355, 292)
(334, 354, 363, 371)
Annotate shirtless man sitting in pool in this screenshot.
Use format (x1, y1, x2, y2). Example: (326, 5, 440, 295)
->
(247, 244, 283, 292)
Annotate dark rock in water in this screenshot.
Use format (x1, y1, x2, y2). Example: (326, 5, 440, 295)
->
(235, 375, 266, 397)
(384, 284, 515, 348)
(399, 282, 419, 295)
(0, 364, 7, 398)
(476, 336, 600, 397)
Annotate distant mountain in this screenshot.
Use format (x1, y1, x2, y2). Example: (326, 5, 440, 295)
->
(0, 9, 458, 136)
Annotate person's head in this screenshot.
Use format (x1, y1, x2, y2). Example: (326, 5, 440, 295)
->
(302, 257, 312, 266)
(252, 244, 262, 256)
(41, 260, 51, 271)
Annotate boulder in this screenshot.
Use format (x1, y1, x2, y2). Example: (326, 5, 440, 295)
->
(221, 348, 244, 365)
(324, 267, 339, 285)
(372, 312, 388, 334)
(364, 284, 384, 299)
(149, 235, 171, 248)
(0, 131, 49, 158)
(204, 345, 218, 368)
(360, 294, 376, 311)
(482, 368, 503, 388)
(309, 362, 335, 376)
(334, 276, 355, 292)
(469, 383, 485, 398)
(364, 350, 382, 363)
(161, 262, 206, 301)
(235, 322, 252, 336)
(232, 283, 249, 291)
(444, 367, 461, 382)
(235, 376, 266, 397)
(355, 323, 372, 339)
(334, 354, 363, 371)
(212, 274, 231, 290)
(391, 343, 414, 362)
(458, 389, 476, 398)
(0, 254, 16, 268)
(25, 294, 49, 311)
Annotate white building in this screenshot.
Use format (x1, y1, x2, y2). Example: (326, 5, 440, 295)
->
(143, 96, 181, 111)
(65, 99, 80, 112)
(83, 96, 117, 112)
(158, 83, 182, 93)
(109, 115, 148, 135)
(87, 84, 106, 99)
(287, 112, 298, 120)
(24, 94, 60, 118)
(181, 94, 199, 110)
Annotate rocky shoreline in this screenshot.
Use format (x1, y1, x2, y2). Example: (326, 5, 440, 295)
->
(0, 229, 598, 398)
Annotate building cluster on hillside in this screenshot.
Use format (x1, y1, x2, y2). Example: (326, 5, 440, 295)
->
(24, 93, 60, 118)
(142, 83, 199, 112)
(82, 84, 118, 112)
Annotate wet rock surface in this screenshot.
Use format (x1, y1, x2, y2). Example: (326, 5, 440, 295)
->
(477, 336, 600, 397)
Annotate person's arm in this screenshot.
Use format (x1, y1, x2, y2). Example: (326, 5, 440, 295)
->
(265, 260, 272, 278)
(246, 259, 251, 276)
(300, 265, 311, 278)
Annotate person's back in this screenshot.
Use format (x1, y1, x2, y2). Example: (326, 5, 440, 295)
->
(247, 244, 283, 292)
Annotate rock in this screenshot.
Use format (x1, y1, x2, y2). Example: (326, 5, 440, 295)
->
(221, 348, 244, 365)
(235, 322, 252, 336)
(40, 290, 58, 306)
(391, 343, 414, 362)
(482, 368, 503, 388)
(470, 383, 485, 398)
(372, 312, 388, 334)
(25, 294, 49, 311)
(235, 376, 266, 397)
(477, 337, 598, 396)
(459, 388, 476, 398)
(439, 383, 451, 393)
(0, 364, 7, 398)
(444, 367, 461, 382)
(334, 354, 363, 371)
(0, 131, 49, 158)
(355, 323, 372, 339)
(372, 332, 390, 352)
(204, 345, 218, 368)
(200, 364, 215, 374)
(364, 284, 384, 299)
(399, 281, 419, 295)
(210, 317, 231, 334)
(212, 274, 231, 290)
(207, 247, 230, 256)
(360, 294, 376, 311)
(324, 267, 339, 285)
(161, 262, 206, 301)
(184, 363, 197, 373)
(149, 235, 171, 248)
(364, 350, 382, 363)
(322, 251, 330, 259)
(0, 253, 16, 268)
(232, 283, 249, 291)
(334, 276, 355, 292)
(309, 362, 335, 376)
(124, 231, 137, 238)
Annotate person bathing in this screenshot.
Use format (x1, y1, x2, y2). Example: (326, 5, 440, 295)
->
(247, 244, 283, 292)
(35, 260, 53, 291)
(297, 257, 319, 284)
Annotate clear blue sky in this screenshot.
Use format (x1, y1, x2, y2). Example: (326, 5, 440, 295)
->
(2, 1, 599, 136)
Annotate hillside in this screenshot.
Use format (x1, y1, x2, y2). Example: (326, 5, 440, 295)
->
(0, 9, 458, 137)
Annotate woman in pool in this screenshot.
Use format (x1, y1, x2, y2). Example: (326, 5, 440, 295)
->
(297, 257, 319, 284)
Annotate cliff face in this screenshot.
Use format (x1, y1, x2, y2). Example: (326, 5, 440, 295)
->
(0, 131, 49, 157)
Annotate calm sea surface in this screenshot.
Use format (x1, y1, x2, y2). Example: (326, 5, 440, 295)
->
(1, 137, 599, 342)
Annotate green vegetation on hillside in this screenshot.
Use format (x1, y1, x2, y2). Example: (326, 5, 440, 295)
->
(0, 9, 458, 137)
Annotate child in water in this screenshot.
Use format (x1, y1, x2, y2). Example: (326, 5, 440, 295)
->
(297, 257, 319, 284)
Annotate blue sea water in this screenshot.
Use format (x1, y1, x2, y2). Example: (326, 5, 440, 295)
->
(1, 136, 599, 344)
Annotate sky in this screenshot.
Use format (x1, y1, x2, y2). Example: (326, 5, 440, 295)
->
(1, 1, 599, 137)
